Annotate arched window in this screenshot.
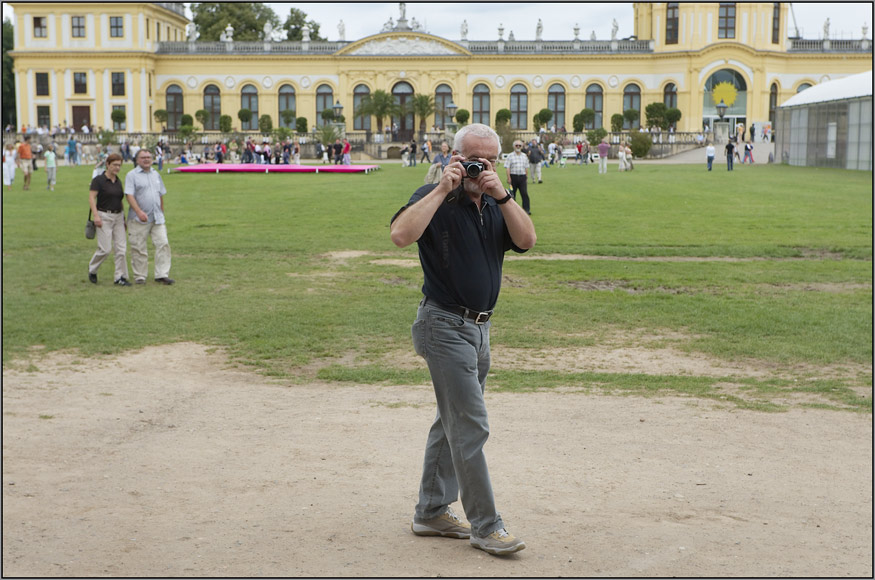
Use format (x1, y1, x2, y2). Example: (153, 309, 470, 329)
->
(769, 82, 778, 130)
(510, 84, 527, 130)
(472, 83, 490, 126)
(240, 84, 258, 131)
(796, 83, 812, 93)
(166, 84, 183, 130)
(434, 84, 453, 129)
(772, 3, 781, 44)
(666, 3, 679, 44)
(623, 84, 641, 129)
(203, 84, 221, 131)
(391, 81, 414, 139)
(663, 83, 677, 109)
(703, 69, 747, 120)
(353, 84, 370, 131)
(316, 84, 333, 127)
(548, 83, 566, 129)
(585, 84, 603, 130)
(278, 84, 296, 129)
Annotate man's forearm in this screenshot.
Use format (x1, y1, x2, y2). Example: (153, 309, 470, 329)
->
(499, 201, 537, 249)
(390, 186, 450, 248)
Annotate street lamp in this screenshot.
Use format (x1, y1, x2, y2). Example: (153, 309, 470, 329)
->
(332, 100, 344, 119)
(716, 99, 728, 120)
(446, 101, 458, 124)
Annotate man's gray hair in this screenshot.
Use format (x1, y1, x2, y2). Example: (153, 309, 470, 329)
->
(453, 123, 500, 154)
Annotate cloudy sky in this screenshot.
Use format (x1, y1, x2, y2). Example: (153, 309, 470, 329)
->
(3, 2, 871, 41)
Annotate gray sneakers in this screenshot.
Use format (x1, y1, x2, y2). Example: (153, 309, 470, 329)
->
(411, 506, 471, 539)
(470, 528, 526, 555)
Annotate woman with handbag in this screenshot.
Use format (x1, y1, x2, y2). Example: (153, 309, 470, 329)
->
(87, 153, 131, 286)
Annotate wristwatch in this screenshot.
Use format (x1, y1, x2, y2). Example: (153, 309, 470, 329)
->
(496, 189, 513, 205)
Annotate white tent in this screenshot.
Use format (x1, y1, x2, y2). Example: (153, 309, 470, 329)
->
(781, 71, 873, 108)
(777, 71, 872, 170)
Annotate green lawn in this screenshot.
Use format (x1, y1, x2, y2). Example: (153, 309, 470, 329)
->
(2, 160, 871, 412)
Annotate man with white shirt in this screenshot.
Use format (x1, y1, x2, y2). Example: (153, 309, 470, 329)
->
(125, 149, 174, 285)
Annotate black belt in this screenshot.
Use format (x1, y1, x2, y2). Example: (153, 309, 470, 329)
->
(98, 209, 122, 214)
(422, 297, 493, 324)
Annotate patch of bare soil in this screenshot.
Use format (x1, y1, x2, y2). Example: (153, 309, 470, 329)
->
(3, 344, 871, 577)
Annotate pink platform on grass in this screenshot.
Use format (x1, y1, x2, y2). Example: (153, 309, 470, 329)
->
(174, 163, 380, 174)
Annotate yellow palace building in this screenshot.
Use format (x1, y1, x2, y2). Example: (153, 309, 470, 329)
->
(9, 2, 873, 141)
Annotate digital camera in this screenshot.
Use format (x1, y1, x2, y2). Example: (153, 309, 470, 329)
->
(460, 161, 485, 178)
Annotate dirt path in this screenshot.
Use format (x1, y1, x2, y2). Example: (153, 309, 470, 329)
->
(2, 343, 871, 577)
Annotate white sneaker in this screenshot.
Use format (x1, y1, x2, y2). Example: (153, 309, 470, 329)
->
(470, 528, 526, 555)
(411, 506, 471, 539)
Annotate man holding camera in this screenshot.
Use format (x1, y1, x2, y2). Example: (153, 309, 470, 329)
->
(390, 123, 536, 556)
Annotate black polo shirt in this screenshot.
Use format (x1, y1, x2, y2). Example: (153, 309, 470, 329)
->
(392, 184, 527, 312)
(89, 172, 124, 213)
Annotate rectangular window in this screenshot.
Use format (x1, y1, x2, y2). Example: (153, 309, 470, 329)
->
(35, 72, 50, 96)
(148, 73, 152, 97)
(33, 16, 47, 38)
(74, 72, 88, 94)
(71, 16, 85, 37)
(156, 22, 160, 41)
(772, 3, 781, 44)
(110, 16, 123, 37)
(112, 105, 126, 131)
(666, 3, 679, 44)
(37, 106, 51, 127)
(111, 72, 125, 96)
(718, 3, 736, 39)
(146, 18, 150, 39)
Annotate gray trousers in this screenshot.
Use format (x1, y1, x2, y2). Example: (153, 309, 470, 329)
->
(411, 300, 504, 537)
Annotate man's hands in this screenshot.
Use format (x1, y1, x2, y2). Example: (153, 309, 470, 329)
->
(442, 154, 506, 200)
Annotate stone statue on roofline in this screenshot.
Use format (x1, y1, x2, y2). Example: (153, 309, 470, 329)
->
(591, 30, 597, 41)
(382, 17, 394, 32)
(611, 19, 618, 40)
(823, 18, 830, 39)
(461, 20, 468, 40)
(187, 22, 198, 42)
(338, 20, 345, 41)
(508, 31, 515, 41)
(302, 24, 310, 42)
(536, 19, 543, 41)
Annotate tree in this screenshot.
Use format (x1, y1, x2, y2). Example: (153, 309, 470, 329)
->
(623, 108, 639, 129)
(579, 108, 596, 129)
(586, 127, 608, 144)
(666, 107, 682, 129)
(354, 89, 399, 134)
(454, 109, 470, 126)
(316, 123, 341, 146)
(495, 108, 512, 126)
(195, 109, 210, 130)
(258, 114, 273, 133)
(411, 93, 436, 137)
(629, 130, 652, 158)
(153, 109, 168, 130)
(237, 108, 252, 126)
(610, 113, 624, 132)
(2, 18, 16, 127)
(219, 114, 233, 133)
(572, 113, 583, 133)
(296, 117, 308, 133)
(280, 109, 296, 128)
(180, 113, 194, 128)
(282, 7, 325, 41)
(110, 108, 127, 131)
(320, 108, 335, 123)
(537, 108, 554, 128)
(97, 129, 116, 146)
(191, 2, 280, 41)
(644, 102, 668, 129)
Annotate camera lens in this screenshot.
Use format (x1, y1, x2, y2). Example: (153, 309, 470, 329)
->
(462, 161, 483, 178)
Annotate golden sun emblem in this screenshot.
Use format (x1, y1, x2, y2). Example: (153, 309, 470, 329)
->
(712, 81, 738, 107)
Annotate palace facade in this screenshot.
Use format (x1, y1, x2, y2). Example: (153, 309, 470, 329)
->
(9, 2, 873, 141)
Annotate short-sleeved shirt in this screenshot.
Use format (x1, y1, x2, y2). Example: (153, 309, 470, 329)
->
(17, 143, 32, 160)
(391, 184, 528, 312)
(432, 152, 451, 169)
(44, 150, 56, 168)
(124, 166, 167, 224)
(597, 142, 610, 157)
(525, 145, 544, 163)
(505, 151, 529, 175)
(90, 172, 125, 213)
